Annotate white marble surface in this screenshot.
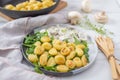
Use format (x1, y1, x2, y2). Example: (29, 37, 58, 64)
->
(0, 0, 120, 80)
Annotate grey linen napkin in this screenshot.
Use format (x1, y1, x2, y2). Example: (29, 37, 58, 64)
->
(0, 13, 68, 80)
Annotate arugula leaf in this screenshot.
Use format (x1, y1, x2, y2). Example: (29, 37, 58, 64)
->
(24, 35, 36, 44)
(83, 47, 89, 62)
(50, 36, 54, 42)
(44, 66, 56, 71)
(26, 45, 35, 54)
(23, 44, 33, 47)
(80, 40, 87, 47)
(74, 37, 81, 45)
(34, 65, 43, 74)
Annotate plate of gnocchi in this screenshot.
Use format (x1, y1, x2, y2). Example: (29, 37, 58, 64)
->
(21, 24, 98, 76)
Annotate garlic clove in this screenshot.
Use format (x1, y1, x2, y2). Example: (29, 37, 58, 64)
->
(68, 11, 81, 25)
(81, 0, 92, 13)
(94, 11, 108, 24)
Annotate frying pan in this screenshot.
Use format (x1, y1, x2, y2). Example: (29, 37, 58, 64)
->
(0, 0, 60, 19)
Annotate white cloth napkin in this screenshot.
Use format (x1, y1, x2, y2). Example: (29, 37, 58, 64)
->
(0, 13, 68, 80)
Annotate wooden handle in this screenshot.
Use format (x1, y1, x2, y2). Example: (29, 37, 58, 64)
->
(0, 12, 14, 21)
(50, 0, 67, 13)
(109, 57, 118, 80)
(116, 62, 120, 75)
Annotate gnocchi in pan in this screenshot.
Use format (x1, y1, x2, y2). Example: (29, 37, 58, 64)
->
(23, 25, 89, 73)
(4, 0, 56, 11)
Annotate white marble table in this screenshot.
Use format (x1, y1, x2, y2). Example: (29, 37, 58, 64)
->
(0, 0, 120, 80)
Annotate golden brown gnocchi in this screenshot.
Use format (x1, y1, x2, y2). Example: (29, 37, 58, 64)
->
(41, 36, 51, 42)
(61, 47, 70, 56)
(47, 57, 56, 67)
(53, 40, 67, 50)
(73, 57, 83, 68)
(28, 54, 38, 62)
(66, 60, 75, 69)
(76, 48, 84, 57)
(39, 52, 48, 66)
(68, 46, 75, 51)
(55, 54, 65, 65)
(34, 41, 41, 46)
(67, 43, 75, 47)
(56, 65, 69, 72)
(4, 0, 56, 11)
(81, 55, 88, 66)
(49, 48, 58, 56)
(66, 51, 76, 60)
(76, 44, 85, 50)
(4, 4, 15, 10)
(34, 46, 44, 55)
(42, 42, 52, 50)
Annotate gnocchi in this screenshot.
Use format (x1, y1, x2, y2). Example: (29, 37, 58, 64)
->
(66, 51, 76, 60)
(66, 60, 75, 69)
(61, 47, 70, 56)
(4, 0, 56, 11)
(47, 57, 56, 67)
(68, 46, 75, 51)
(34, 41, 41, 46)
(73, 57, 83, 68)
(34, 46, 44, 55)
(55, 54, 65, 65)
(49, 48, 58, 56)
(28, 54, 38, 62)
(81, 55, 88, 66)
(23, 27, 89, 73)
(76, 44, 85, 50)
(39, 52, 48, 66)
(42, 42, 52, 50)
(56, 65, 69, 72)
(76, 48, 84, 57)
(41, 36, 51, 42)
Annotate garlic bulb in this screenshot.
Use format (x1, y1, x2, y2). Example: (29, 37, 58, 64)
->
(68, 11, 81, 25)
(94, 11, 108, 24)
(81, 0, 92, 13)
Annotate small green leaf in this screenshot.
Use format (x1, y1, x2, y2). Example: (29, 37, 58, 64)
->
(61, 29, 67, 32)
(83, 47, 89, 62)
(80, 40, 87, 47)
(26, 45, 35, 54)
(74, 37, 81, 45)
(63, 39, 69, 43)
(51, 36, 54, 41)
(43, 66, 56, 71)
(34, 65, 43, 74)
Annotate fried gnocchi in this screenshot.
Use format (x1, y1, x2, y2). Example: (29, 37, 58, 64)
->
(39, 52, 48, 66)
(28, 54, 38, 62)
(24, 26, 89, 73)
(56, 65, 69, 72)
(4, 0, 56, 11)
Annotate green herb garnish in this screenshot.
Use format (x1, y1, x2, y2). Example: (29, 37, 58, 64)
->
(34, 65, 43, 74)
(43, 66, 56, 71)
(74, 37, 81, 45)
(79, 16, 113, 35)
